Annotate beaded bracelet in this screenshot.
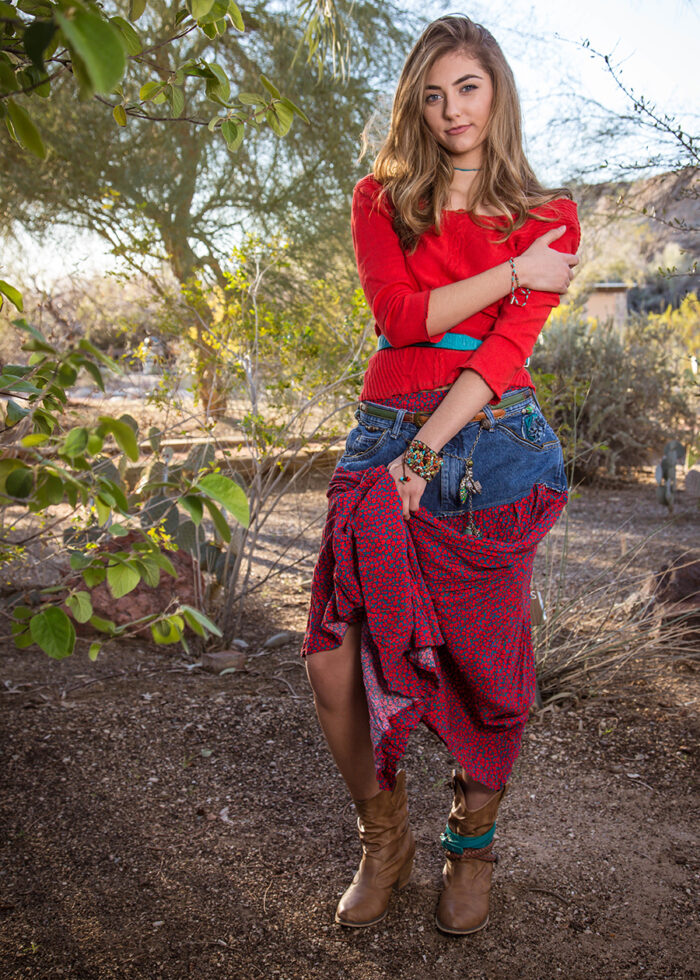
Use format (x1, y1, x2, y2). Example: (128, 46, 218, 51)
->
(508, 257, 531, 307)
(404, 439, 443, 482)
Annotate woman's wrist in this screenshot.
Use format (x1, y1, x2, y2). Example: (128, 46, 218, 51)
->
(510, 253, 530, 289)
(404, 439, 443, 481)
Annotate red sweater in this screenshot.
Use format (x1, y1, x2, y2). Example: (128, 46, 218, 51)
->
(352, 174, 580, 401)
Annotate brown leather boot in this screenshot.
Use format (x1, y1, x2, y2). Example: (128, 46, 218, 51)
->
(435, 770, 508, 935)
(335, 769, 415, 928)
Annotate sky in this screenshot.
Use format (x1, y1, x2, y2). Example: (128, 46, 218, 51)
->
(421, 0, 699, 178)
(6, 0, 699, 287)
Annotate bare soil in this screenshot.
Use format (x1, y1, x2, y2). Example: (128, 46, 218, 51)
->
(1, 475, 699, 980)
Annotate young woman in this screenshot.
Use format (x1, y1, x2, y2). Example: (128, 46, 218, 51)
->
(301, 15, 580, 935)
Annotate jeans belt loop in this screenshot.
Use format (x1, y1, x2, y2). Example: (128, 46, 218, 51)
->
(390, 407, 406, 437)
(480, 404, 497, 430)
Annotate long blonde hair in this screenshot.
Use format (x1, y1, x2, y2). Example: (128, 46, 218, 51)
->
(372, 15, 571, 251)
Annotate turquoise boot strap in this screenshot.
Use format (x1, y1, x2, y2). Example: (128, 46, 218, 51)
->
(440, 820, 496, 855)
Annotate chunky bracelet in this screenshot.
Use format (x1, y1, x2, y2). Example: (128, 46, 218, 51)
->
(508, 256, 531, 307)
(404, 439, 443, 482)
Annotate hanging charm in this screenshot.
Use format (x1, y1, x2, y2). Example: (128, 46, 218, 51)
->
(459, 458, 482, 502)
(457, 422, 487, 537)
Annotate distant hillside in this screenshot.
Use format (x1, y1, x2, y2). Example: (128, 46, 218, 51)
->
(570, 168, 699, 313)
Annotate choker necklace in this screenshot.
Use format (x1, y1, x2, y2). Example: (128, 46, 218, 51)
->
(454, 166, 480, 172)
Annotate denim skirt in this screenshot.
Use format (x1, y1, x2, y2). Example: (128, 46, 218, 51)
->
(336, 386, 567, 518)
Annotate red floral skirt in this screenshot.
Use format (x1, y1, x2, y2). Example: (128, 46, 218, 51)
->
(302, 390, 566, 791)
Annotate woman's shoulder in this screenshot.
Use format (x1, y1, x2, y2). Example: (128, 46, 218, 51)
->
(352, 173, 394, 219)
(516, 196, 580, 250)
(527, 196, 578, 224)
(354, 173, 383, 199)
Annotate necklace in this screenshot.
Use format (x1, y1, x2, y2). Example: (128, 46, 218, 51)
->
(453, 166, 481, 172)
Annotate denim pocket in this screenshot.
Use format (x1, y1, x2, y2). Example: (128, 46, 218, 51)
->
(498, 405, 558, 453)
(438, 402, 566, 515)
(340, 421, 392, 464)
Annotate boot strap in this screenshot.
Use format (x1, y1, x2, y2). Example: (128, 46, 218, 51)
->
(440, 820, 495, 855)
(445, 843, 498, 864)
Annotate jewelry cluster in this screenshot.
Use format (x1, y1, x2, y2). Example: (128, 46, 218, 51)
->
(508, 256, 531, 307)
(399, 438, 443, 483)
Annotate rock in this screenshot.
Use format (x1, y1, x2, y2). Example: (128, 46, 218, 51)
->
(649, 552, 700, 630)
(685, 465, 700, 499)
(263, 631, 296, 649)
(232, 638, 249, 649)
(200, 650, 247, 673)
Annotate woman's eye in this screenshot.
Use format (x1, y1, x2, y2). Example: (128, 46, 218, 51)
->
(460, 84, 476, 93)
(425, 93, 442, 104)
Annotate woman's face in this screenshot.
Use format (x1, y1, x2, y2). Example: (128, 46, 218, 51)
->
(422, 49, 493, 167)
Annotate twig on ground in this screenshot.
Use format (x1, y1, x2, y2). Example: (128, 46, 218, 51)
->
(524, 886, 571, 904)
(270, 674, 302, 698)
(263, 879, 274, 914)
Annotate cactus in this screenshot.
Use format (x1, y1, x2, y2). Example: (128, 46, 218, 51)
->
(655, 440, 686, 510)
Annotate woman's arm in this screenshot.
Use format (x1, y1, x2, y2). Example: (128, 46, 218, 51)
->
(425, 225, 577, 336)
(352, 177, 578, 347)
(386, 200, 582, 519)
(387, 369, 493, 519)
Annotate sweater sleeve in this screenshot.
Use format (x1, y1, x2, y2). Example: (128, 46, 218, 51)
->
(466, 199, 581, 399)
(351, 176, 432, 346)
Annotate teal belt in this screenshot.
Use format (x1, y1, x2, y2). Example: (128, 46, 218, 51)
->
(377, 332, 529, 366)
(377, 334, 482, 352)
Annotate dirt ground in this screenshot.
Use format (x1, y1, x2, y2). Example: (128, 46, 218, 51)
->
(1, 476, 699, 980)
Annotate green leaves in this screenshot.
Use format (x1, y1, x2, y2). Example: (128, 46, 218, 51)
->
(180, 603, 222, 638)
(65, 590, 93, 623)
(109, 16, 142, 56)
(5, 99, 46, 158)
(151, 614, 185, 645)
(197, 473, 250, 527)
(187, 0, 216, 19)
(139, 80, 166, 103)
(0, 280, 23, 313)
(22, 18, 57, 71)
(97, 416, 139, 461)
(1, 315, 246, 664)
(227, 0, 244, 31)
(29, 607, 76, 659)
(1, 0, 310, 169)
(5, 465, 33, 499)
(62, 426, 89, 458)
(267, 101, 294, 137)
(106, 557, 141, 599)
(128, 0, 147, 22)
(55, 9, 126, 97)
(220, 118, 243, 151)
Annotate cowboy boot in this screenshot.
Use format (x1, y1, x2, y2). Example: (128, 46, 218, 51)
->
(435, 770, 508, 935)
(335, 769, 415, 927)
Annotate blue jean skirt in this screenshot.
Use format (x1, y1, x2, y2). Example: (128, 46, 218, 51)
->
(336, 386, 568, 518)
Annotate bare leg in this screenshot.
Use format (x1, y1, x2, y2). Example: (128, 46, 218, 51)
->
(305, 623, 380, 801)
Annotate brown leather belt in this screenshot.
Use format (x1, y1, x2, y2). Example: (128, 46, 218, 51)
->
(358, 388, 529, 428)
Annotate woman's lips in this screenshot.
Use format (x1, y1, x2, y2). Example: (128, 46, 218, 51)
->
(445, 124, 472, 135)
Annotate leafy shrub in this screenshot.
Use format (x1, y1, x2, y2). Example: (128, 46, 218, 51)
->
(1, 317, 248, 660)
(530, 305, 696, 481)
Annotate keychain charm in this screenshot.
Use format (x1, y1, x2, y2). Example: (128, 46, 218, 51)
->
(459, 458, 482, 502)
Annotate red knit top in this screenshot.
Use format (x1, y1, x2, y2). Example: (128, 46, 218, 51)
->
(352, 174, 580, 402)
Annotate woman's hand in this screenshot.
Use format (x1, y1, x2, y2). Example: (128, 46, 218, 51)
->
(386, 454, 427, 520)
(516, 226, 578, 294)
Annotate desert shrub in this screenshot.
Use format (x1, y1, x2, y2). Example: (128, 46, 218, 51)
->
(531, 305, 696, 481)
(140, 239, 374, 640)
(0, 317, 246, 660)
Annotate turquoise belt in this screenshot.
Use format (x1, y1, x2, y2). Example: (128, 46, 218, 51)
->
(377, 332, 529, 366)
(377, 334, 482, 352)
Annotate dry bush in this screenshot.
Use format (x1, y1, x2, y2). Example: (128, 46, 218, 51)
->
(534, 518, 699, 707)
